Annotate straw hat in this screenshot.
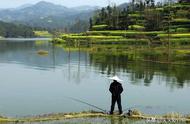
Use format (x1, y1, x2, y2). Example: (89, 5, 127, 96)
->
(109, 76, 123, 82)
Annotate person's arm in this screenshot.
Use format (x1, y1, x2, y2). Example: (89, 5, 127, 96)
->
(109, 83, 113, 93)
(119, 84, 123, 94)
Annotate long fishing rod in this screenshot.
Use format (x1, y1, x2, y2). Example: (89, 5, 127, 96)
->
(66, 96, 107, 113)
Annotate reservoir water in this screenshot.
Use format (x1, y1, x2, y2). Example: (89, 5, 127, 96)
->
(0, 39, 190, 117)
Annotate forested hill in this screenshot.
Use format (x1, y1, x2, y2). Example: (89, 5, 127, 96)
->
(0, 1, 98, 32)
(0, 21, 34, 38)
(90, 0, 190, 32)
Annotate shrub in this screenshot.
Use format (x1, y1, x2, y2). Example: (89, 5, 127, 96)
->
(176, 28, 189, 33)
(52, 38, 65, 44)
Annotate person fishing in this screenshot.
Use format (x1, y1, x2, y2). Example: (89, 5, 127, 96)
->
(109, 76, 123, 115)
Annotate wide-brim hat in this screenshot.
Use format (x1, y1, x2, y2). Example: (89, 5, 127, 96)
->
(109, 76, 123, 82)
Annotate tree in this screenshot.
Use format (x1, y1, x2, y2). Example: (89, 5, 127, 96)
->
(178, 0, 189, 3)
(150, 0, 155, 7)
(118, 9, 130, 30)
(89, 18, 93, 30)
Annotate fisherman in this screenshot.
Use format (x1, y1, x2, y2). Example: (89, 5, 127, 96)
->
(109, 76, 123, 115)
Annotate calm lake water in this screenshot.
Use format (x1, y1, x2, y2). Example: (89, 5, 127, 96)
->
(0, 39, 190, 117)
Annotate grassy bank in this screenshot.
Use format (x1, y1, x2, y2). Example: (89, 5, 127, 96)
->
(58, 44, 190, 65)
(52, 31, 190, 46)
(1, 110, 190, 123)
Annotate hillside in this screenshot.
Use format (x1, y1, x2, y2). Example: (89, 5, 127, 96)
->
(0, 1, 98, 31)
(52, 1, 190, 65)
(56, 1, 190, 45)
(0, 21, 34, 38)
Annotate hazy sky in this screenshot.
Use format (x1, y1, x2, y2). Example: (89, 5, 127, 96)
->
(0, 0, 130, 9)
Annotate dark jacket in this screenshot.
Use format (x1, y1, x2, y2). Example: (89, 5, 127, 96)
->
(109, 81, 123, 97)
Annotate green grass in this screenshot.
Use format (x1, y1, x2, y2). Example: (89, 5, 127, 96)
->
(52, 38, 66, 44)
(159, 33, 190, 38)
(128, 13, 141, 17)
(92, 25, 108, 31)
(62, 35, 123, 39)
(128, 25, 145, 31)
(155, 8, 164, 11)
(87, 31, 164, 37)
(172, 18, 190, 23)
(91, 38, 149, 45)
(175, 50, 190, 55)
(34, 31, 52, 37)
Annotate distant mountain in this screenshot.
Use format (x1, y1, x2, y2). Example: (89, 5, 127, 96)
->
(72, 5, 100, 11)
(118, 3, 128, 10)
(0, 1, 98, 31)
(16, 4, 33, 10)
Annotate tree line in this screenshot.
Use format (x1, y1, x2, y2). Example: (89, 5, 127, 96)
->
(0, 21, 35, 38)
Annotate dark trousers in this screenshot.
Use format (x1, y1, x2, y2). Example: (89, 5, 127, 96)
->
(110, 95, 122, 114)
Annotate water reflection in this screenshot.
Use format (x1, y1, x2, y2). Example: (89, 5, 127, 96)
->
(89, 53, 190, 89)
(1, 41, 189, 88)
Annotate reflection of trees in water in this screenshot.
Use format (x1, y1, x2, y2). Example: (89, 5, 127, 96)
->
(66, 44, 89, 84)
(89, 53, 190, 89)
(89, 54, 130, 76)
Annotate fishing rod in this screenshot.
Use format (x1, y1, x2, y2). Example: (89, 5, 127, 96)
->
(65, 96, 107, 113)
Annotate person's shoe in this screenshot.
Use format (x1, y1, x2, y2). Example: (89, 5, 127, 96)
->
(109, 111, 113, 115)
(119, 111, 123, 115)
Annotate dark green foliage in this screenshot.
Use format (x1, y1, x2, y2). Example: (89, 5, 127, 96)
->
(118, 9, 130, 30)
(0, 21, 34, 38)
(90, 1, 190, 33)
(144, 9, 163, 31)
(92, 5, 131, 30)
(89, 18, 93, 31)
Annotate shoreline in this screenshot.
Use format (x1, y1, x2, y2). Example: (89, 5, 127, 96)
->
(1, 110, 190, 123)
(0, 37, 52, 41)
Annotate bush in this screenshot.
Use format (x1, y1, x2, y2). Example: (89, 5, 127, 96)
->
(128, 14, 141, 18)
(176, 28, 189, 33)
(172, 18, 190, 25)
(52, 38, 65, 44)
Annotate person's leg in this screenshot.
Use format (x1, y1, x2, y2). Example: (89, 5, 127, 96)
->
(117, 95, 122, 114)
(110, 96, 116, 114)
